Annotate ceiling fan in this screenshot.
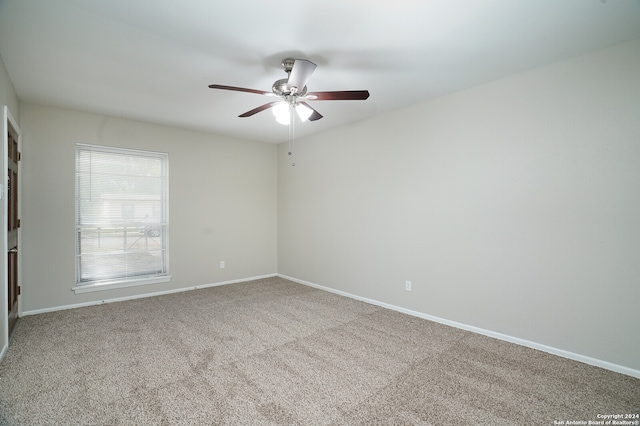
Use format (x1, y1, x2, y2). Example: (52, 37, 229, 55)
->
(208, 57, 370, 125)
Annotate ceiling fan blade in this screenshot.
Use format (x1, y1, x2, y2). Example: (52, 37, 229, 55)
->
(287, 59, 317, 93)
(238, 101, 281, 118)
(299, 102, 323, 121)
(306, 90, 370, 101)
(209, 84, 272, 96)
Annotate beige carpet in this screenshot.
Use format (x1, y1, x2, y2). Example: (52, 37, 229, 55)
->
(0, 276, 638, 425)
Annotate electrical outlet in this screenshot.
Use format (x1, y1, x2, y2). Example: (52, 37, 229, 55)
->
(405, 280, 412, 291)
(220, 261, 225, 269)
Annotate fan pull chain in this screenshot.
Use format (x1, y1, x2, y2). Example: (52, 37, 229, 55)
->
(287, 108, 293, 156)
(288, 105, 296, 166)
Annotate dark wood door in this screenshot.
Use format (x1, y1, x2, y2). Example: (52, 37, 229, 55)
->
(7, 129, 19, 334)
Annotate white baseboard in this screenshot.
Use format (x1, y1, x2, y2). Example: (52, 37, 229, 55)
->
(278, 274, 640, 379)
(20, 273, 278, 317)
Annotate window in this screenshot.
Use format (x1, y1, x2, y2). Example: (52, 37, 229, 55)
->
(74, 144, 169, 292)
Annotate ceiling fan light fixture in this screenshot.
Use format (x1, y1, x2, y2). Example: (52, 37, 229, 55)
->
(272, 101, 290, 125)
(295, 103, 313, 122)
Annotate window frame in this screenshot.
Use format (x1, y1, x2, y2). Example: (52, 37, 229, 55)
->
(72, 143, 170, 294)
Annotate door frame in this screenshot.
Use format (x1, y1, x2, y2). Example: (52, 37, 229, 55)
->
(1, 105, 21, 360)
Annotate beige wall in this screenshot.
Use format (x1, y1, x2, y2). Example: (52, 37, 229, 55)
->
(0, 55, 19, 121)
(20, 104, 278, 311)
(278, 39, 640, 372)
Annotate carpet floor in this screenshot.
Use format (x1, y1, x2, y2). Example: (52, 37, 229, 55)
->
(0, 276, 638, 425)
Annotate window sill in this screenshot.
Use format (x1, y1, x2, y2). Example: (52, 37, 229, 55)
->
(72, 275, 172, 294)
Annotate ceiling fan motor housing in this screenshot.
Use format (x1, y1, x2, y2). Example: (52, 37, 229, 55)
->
(272, 78, 307, 97)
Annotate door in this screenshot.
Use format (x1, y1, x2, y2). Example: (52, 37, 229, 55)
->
(7, 127, 19, 334)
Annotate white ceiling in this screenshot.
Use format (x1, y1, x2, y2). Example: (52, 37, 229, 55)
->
(1, 0, 639, 143)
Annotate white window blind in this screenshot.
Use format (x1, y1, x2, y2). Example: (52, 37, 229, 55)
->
(75, 144, 168, 287)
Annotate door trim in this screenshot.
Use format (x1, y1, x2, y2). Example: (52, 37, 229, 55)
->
(2, 105, 21, 360)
